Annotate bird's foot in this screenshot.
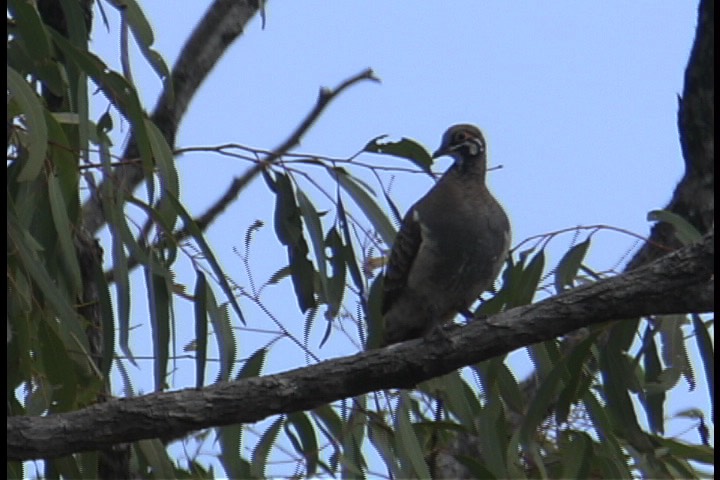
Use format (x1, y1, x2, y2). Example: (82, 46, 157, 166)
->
(423, 323, 453, 346)
(461, 309, 489, 325)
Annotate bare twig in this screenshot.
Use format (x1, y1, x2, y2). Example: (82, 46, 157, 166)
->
(104, 69, 379, 282)
(189, 68, 379, 235)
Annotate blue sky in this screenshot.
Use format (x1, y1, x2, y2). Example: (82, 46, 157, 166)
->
(80, 1, 709, 475)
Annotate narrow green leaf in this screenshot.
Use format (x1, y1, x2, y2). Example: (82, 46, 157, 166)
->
(145, 119, 179, 231)
(273, 174, 316, 312)
(136, 439, 175, 480)
(368, 420, 400, 478)
(583, 393, 632, 479)
(559, 431, 593, 479)
(194, 270, 208, 389)
(209, 301, 236, 383)
(336, 195, 363, 293)
(312, 404, 344, 445)
(8, 66, 48, 181)
(554, 334, 599, 425)
(297, 189, 328, 302)
(657, 314, 694, 390)
(599, 342, 646, 446)
(47, 174, 83, 296)
(286, 412, 319, 477)
(145, 260, 170, 392)
(478, 396, 509, 479)
(334, 167, 397, 246)
(166, 191, 245, 324)
(323, 227, 347, 320)
(396, 392, 431, 479)
(364, 135, 434, 174)
(691, 314, 714, 423)
(274, 173, 301, 245)
(647, 210, 702, 246)
(8, 0, 53, 59)
(554, 238, 591, 293)
(341, 398, 367, 479)
(506, 249, 545, 308)
(518, 354, 566, 447)
(261, 167, 276, 192)
(266, 265, 290, 285)
(37, 320, 78, 412)
(251, 417, 283, 479)
(116, 358, 135, 397)
(121, 0, 172, 94)
(106, 194, 133, 365)
(494, 361, 524, 415)
(289, 246, 317, 313)
(124, 195, 179, 266)
(420, 371, 478, 430)
(8, 204, 90, 361)
(236, 348, 267, 380)
(642, 330, 665, 434)
(49, 30, 155, 199)
(364, 275, 384, 349)
(51, 455, 83, 479)
(218, 424, 252, 480)
(57, 0, 89, 47)
(652, 436, 714, 464)
(91, 252, 115, 380)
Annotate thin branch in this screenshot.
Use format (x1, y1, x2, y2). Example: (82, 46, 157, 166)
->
(189, 68, 379, 235)
(103, 69, 379, 283)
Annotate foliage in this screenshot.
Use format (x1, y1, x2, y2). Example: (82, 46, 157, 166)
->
(6, 1, 713, 479)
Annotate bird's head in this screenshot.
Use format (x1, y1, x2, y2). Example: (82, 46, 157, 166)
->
(432, 124, 487, 172)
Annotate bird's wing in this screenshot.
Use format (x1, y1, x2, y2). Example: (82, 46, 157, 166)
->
(382, 207, 423, 315)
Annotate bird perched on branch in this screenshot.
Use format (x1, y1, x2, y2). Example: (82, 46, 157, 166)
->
(379, 124, 511, 347)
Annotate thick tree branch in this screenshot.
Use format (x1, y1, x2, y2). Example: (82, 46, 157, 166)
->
(8, 232, 713, 461)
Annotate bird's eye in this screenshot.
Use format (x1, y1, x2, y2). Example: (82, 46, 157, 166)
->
(454, 131, 467, 143)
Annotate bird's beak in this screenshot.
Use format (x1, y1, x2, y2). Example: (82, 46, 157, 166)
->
(433, 142, 461, 159)
(432, 146, 449, 159)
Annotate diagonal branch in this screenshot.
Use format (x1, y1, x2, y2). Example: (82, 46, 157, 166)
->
(189, 68, 379, 234)
(8, 232, 713, 461)
(103, 69, 379, 283)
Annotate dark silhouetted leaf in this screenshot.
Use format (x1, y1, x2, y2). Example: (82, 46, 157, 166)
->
(145, 259, 170, 392)
(237, 348, 267, 380)
(691, 314, 714, 424)
(334, 167, 397, 246)
(364, 135, 434, 175)
(193, 270, 208, 389)
(554, 238, 591, 293)
(642, 326, 665, 434)
(286, 412, 319, 477)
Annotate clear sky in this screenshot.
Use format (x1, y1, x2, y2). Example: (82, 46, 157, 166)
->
(81, 1, 708, 476)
